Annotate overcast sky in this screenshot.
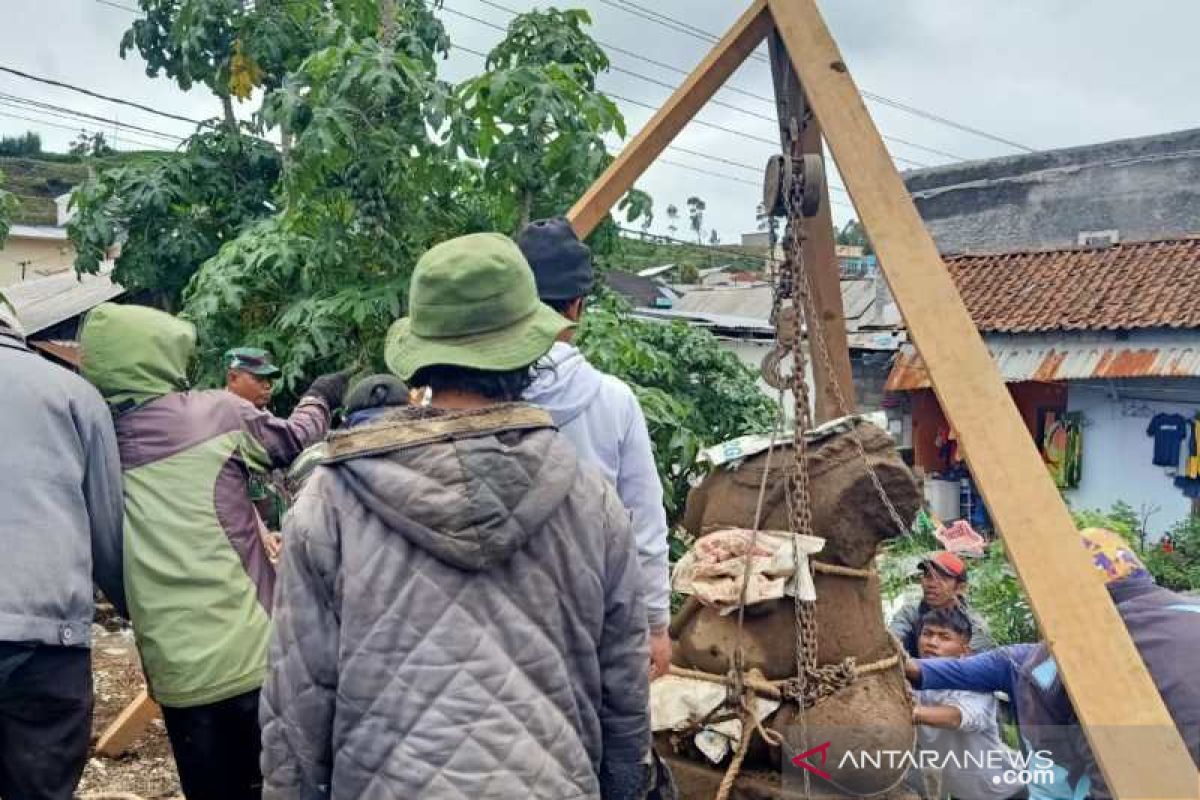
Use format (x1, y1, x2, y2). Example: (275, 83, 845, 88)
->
(4, 0, 1200, 245)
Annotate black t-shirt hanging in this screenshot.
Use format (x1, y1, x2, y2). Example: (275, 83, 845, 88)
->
(1147, 413, 1190, 466)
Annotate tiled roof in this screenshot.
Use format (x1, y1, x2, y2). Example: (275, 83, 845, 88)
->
(945, 237, 1200, 333)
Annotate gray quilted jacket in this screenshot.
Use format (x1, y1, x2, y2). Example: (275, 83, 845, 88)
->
(261, 405, 650, 799)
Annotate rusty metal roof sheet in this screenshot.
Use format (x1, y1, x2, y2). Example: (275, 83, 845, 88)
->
(885, 331, 1200, 391)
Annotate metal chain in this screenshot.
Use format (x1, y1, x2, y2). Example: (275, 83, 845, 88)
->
(797, 264, 912, 538)
(781, 128, 819, 800)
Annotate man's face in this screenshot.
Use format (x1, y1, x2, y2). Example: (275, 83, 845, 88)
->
(917, 623, 970, 658)
(919, 566, 964, 609)
(227, 369, 273, 409)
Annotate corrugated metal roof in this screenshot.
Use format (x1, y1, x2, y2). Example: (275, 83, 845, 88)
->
(886, 331, 1200, 391)
(4, 267, 123, 334)
(8, 224, 68, 241)
(671, 278, 899, 333)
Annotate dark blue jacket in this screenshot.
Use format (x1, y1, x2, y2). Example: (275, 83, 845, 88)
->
(916, 577, 1200, 798)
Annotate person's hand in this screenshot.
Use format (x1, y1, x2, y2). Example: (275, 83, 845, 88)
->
(649, 628, 672, 681)
(305, 370, 351, 409)
(261, 531, 283, 564)
(904, 655, 921, 684)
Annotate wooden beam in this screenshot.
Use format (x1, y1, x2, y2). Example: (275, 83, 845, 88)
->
(767, 1, 1198, 796)
(96, 689, 160, 758)
(566, 0, 773, 238)
(767, 31, 856, 422)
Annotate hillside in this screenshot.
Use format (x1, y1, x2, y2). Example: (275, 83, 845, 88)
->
(602, 234, 766, 276)
(0, 151, 167, 225)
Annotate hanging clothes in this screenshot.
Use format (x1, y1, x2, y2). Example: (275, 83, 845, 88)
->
(1043, 412, 1083, 489)
(1147, 413, 1191, 468)
(1189, 414, 1200, 479)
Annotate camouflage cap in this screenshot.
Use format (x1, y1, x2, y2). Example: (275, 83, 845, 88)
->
(223, 346, 282, 378)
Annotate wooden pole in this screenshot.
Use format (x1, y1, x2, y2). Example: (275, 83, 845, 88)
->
(767, 31, 856, 422)
(96, 689, 160, 758)
(767, 0, 1197, 795)
(566, 0, 773, 238)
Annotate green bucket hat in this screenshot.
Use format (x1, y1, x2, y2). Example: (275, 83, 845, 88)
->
(385, 232, 571, 381)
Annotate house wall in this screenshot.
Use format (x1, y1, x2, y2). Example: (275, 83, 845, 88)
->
(1064, 380, 1200, 539)
(0, 237, 74, 287)
(717, 337, 893, 418)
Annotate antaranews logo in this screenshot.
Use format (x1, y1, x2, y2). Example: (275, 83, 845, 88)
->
(792, 741, 1056, 788)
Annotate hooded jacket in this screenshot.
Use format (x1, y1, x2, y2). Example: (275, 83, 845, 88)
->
(81, 304, 329, 708)
(1015, 576, 1200, 798)
(0, 324, 125, 647)
(524, 341, 671, 630)
(261, 405, 650, 799)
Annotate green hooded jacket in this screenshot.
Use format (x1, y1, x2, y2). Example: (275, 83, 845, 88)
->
(82, 304, 330, 707)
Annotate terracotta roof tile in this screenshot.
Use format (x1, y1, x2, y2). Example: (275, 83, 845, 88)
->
(944, 237, 1200, 332)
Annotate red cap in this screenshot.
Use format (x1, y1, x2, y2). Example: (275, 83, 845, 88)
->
(919, 551, 966, 579)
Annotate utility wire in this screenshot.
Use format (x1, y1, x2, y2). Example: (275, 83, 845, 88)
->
(0, 92, 186, 143)
(444, 3, 940, 166)
(80, 0, 855, 207)
(0, 108, 166, 150)
(614, 225, 786, 265)
(468, 0, 1036, 154)
(470, 0, 777, 107)
(0, 65, 203, 128)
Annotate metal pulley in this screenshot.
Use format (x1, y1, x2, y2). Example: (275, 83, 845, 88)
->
(763, 152, 826, 220)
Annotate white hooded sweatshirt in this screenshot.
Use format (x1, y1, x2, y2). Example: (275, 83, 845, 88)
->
(525, 341, 671, 630)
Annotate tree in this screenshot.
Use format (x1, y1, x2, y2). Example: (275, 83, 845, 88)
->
(666, 203, 679, 238)
(687, 195, 706, 244)
(184, 0, 454, 390)
(72, 1, 775, 528)
(617, 187, 652, 240)
(578, 292, 776, 522)
(452, 8, 625, 231)
(836, 218, 872, 254)
(70, 129, 281, 311)
(69, 131, 114, 159)
(0, 131, 42, 157)
(0, 172, 17, 245)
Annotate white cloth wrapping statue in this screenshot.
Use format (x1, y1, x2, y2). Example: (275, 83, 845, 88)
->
(650, 674, 781, 764)
(672, 528, 826, 612)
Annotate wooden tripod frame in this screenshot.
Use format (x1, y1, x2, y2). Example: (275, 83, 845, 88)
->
(566, 0, 1198, 796)
(100, 2, 1197, 795)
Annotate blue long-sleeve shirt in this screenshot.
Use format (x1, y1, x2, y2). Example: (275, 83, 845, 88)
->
(914, 643, 1039, 719)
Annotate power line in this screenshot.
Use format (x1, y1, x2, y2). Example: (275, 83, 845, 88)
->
(596, 0, 769, 63)
(443, 3, 942, 166)
(440, 5, 771, 122)
(468, 0, 1035, 154)
(0, 109, 166, 150)
(471, 0, 777, 107)
(0, 65, 204, 128)
(615, 225, 783, 265)
(0, 93, 185, 143)
(664, 144, 851, 196)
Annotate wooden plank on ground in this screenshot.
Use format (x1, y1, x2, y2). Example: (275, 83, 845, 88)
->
(96, 689, 160, 758)
(768, 30, 856, 422)
(767, 0, 1198, 796)
(566, 0, 772, 238)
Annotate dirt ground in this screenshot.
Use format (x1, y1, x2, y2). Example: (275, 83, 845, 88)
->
(76, 626, 181, 800)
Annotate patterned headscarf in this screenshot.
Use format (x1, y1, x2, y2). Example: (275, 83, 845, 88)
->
(1079, 527, 1150, 585)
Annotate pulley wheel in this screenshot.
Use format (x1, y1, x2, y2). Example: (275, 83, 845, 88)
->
(798, 153, 825, 218)
(762, 154, 790, 218)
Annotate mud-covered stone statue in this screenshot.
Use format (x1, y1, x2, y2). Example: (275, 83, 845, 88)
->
(658, 417, 924, 799)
